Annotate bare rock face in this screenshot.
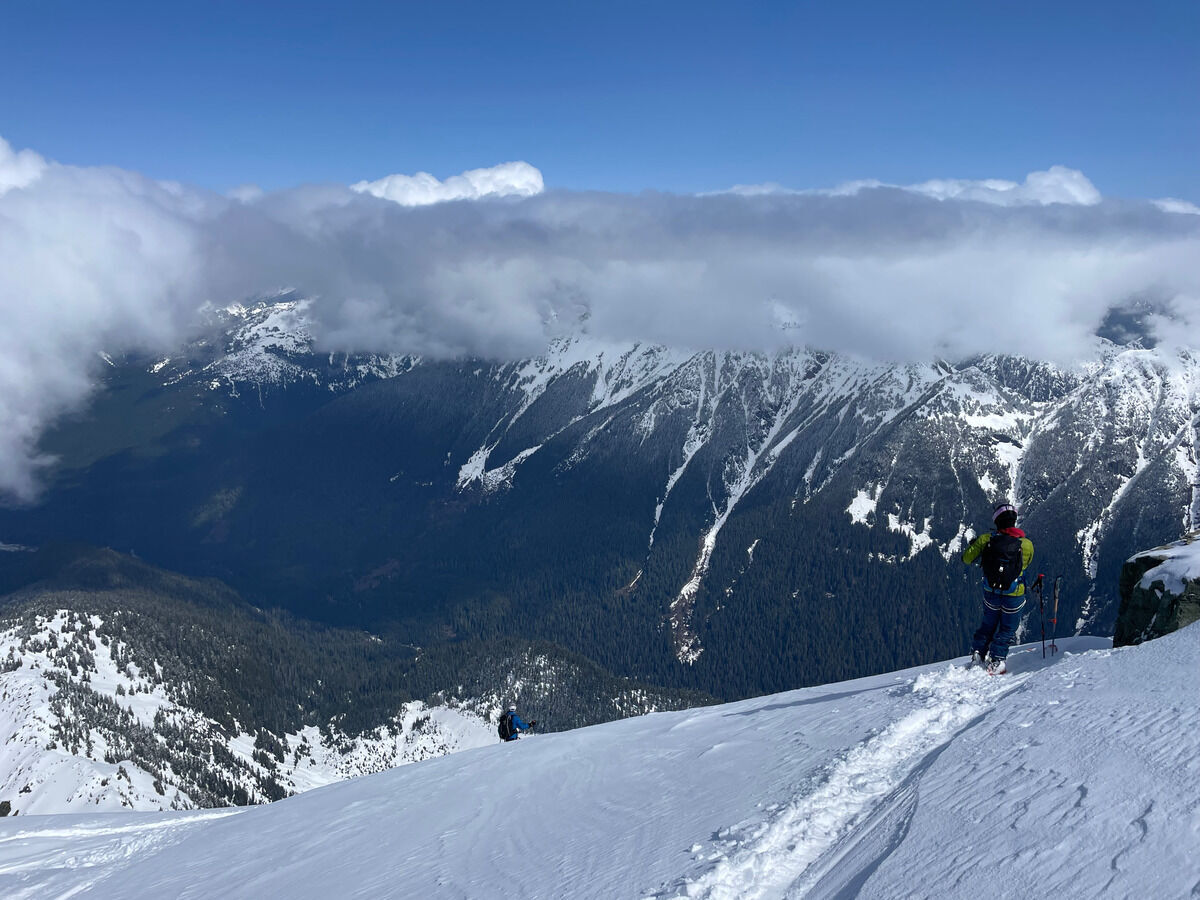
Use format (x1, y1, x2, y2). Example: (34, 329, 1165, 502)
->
(1116, 532, 1200, 647)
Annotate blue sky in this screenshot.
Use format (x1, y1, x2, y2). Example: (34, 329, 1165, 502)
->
(2, 1, 1197, 199)
(3, 3, 1200, 502)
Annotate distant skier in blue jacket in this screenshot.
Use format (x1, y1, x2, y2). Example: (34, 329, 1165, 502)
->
(962, 503, 1035, 674)
(498, 704, 536, 742)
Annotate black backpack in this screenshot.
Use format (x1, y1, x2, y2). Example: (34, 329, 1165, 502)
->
(498, 712, 515, 741)
(981, 532, 1024, 591)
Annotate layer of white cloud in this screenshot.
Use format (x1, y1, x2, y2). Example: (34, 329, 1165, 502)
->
(351, 161, 544, 206)
(1153, 197, 1200, 215)
(728, 165, 1103, 207)
(1, 135, 1198, 501)
(0, 146, 219, 501)
(905, 166, 1102, 205)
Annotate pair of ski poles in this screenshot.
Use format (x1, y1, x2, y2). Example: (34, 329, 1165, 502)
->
(1032, 573, 1061, 658)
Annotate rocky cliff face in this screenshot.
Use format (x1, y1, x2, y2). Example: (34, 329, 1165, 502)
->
(1115, 532, 1200, 646)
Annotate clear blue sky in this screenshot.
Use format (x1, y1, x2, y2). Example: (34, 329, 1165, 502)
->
(3, 0, 1197, 200)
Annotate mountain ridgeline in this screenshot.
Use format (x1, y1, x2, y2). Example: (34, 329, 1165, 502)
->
(3, 298, 1198, 703)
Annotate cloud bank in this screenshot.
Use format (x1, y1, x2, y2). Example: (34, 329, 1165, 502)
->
(0, 139, 222, 501)
(1, 136, 1199, 500)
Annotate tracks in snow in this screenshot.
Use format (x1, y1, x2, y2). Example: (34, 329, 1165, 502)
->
(655, 664, 1026, 900)
(0, 808, 242, 899)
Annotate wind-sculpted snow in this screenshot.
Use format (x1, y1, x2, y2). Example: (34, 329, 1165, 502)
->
(666, 665, 1023, 898)
(6, 629, 1200, 899)
(842, 632, 1200, 899)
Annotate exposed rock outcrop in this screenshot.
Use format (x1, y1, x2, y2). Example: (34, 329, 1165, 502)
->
(1115, 531, 1200, 647)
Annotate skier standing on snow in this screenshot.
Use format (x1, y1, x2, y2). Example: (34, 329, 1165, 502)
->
(962, 503, 1034, 674)
(498, 704, 536, 742)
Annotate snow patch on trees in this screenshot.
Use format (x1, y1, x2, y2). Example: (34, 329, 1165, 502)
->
(846, 485, 882, 525)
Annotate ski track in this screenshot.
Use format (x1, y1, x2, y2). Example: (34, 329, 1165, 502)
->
(659, 664, 1024, 900)
(0, 809, 243, 900)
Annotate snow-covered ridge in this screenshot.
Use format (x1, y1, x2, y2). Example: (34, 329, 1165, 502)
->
(456, 338, 694, 492)
(2, 627, 1195, 899)
(152, 296, 418, 396)
(449, 348, 968, 662)
(0, 611, 192, 815)
(126, 302, 1200, 649)
(0, 609, 495, 815)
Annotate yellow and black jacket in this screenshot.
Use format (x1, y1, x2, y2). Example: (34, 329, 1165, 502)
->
(962, 527, 1034, 597)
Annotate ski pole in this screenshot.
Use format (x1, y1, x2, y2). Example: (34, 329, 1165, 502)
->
(1050, 576, 1062, 655)
(1033, 574, 1046, 658)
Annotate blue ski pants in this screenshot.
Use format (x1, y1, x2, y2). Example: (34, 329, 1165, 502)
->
(972, 590, 1024, 660)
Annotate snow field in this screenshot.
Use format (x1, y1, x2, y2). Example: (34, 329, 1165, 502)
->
(850, 631, 1200, 899)
(3, 629, 1199, 898)
(667, 663, 1024, 899)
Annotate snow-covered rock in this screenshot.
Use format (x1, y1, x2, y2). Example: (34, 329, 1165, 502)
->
(1115, 531, 1200, 646)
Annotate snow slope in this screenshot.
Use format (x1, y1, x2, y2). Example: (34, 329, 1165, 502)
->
(0, 609, 497, 815)
(1, 627, 1197, 899)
